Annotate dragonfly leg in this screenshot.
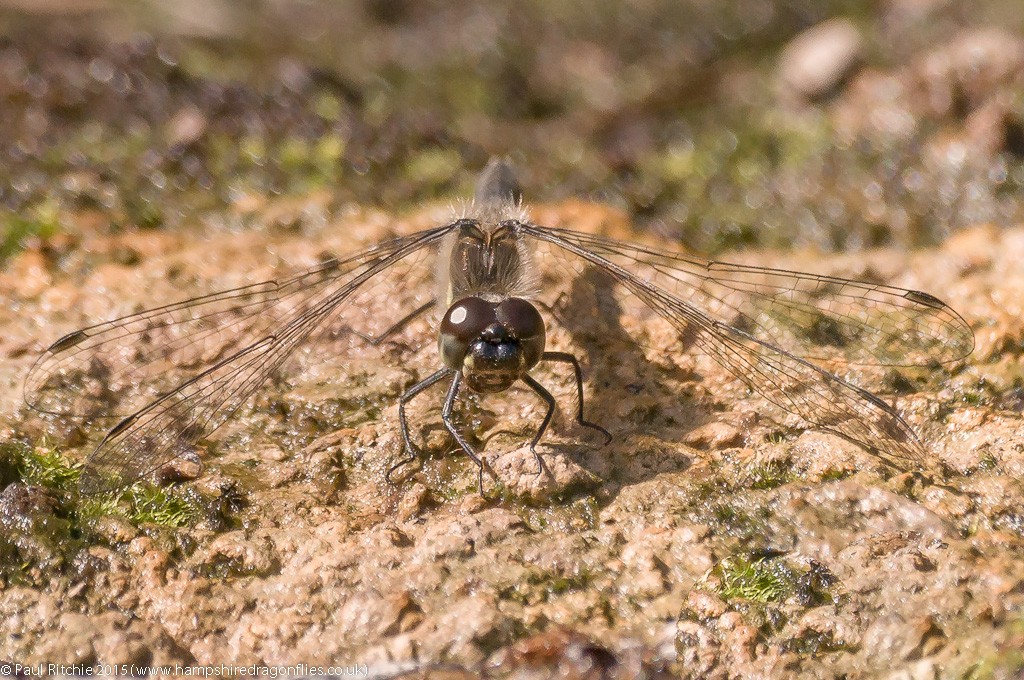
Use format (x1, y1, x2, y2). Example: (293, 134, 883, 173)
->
(439, 371, 488, 495)
(521, 373, 555, 476)
(541, 351, 612, 445)
(354, 299, 435, 346)
(386, 367, 450, 485)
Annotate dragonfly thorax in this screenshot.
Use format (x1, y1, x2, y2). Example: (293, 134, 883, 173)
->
(439, 296, 545, 393)
(441, 218, 538, 304)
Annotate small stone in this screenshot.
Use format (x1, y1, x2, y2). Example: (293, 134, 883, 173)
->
(683, 421, 745, 450)
(166, 104, 208, 147)
(779, 18, 864, 99)
(398, 482, 430, 520)
(727, 623, 759, 663)
(686, 590, 728, 619)
(154, 451, 202, 485)
(89, 516, 139, 544)
(489, 444, 598, 502)
(718, 611, 745, 631)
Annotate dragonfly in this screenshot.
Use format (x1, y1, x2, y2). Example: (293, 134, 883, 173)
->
(24, 158, 975, 495)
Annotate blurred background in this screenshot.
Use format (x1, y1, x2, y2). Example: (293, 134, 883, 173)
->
(1, 0, 1022, 259)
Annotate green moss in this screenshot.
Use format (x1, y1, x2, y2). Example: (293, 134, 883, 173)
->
(73, 481, 203, 529)
(0, 443, 83, 584)
(687, 477, 731, 503)
(712, 503, 743, 524)
(0, 201, 62, 263)
(16, 443, 81, 491)
(123, 486, 203, 527)
(710, 502, 775, 542)
(79, 480, 213, 530)
(0, 466, 223, 582)
(745, 460, 795, 490)
(701, 554, 840, 616)
(713, 554, 799, 604)
(8, 441, 205, 530)
(977, 453, 999, 472)
(961, 391, 984, 406)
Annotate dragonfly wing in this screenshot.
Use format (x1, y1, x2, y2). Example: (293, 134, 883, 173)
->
(529, 226, 973, 366)
(25, 224, 455, 492)
(25, 226, 452, 421)
(522, 223, 939, 466)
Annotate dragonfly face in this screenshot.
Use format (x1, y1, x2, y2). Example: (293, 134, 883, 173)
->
(439, 295, 546, 393)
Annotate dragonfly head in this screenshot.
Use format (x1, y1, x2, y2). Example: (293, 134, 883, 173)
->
(439, 296, 545, 393)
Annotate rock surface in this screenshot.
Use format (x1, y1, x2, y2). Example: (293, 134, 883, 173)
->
(1, 2, 1023, 677)
(2, 200, 1023, 677)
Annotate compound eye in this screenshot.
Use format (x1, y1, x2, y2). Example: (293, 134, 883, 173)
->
(496, 298, 544, 339)
(441, 297, 497, 342)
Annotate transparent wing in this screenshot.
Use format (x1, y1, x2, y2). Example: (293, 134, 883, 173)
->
(522, 224, 973, 466)
(529, 226, 973, 366)
(25, 227, 450, 419)
(25, 223, 455, 492)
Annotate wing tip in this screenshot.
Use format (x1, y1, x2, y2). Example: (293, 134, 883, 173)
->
(47, 329, 90, 353)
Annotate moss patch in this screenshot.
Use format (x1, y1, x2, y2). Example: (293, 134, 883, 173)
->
(6, 440, 209, 530)
(712, 554, 800, 604)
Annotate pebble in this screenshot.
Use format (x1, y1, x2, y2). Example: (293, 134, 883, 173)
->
(779, 18, 864, 99)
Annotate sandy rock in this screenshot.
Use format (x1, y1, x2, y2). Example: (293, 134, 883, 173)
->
(1, 589, 192, 664)
(333, 588, 422, 640)
(724, 621, 758, 664)
(412, 508, 527, 563)
(618, 542, 667, 599)
(491, 627, 673, 680)
(862, 614, 945, 663)
(88, 516, 139, 545)
(490, 444, 599, 501)
(674, 621, 722, 678)
(794, 605, 862, 650)
(191, 529, 281, 577)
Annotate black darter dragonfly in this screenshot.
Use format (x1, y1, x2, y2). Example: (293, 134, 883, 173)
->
(24, 158, 975, 494)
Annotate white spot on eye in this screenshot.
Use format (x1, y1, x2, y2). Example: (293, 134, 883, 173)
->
(450, 306, 468, 325)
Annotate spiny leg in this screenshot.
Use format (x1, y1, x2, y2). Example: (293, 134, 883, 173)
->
(440, 371, 487, 495)
(386, 367, 451, 485)
(521, 374, 555, 476)
(541, 351, 612, 445)
(354, 299, 435, 346)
